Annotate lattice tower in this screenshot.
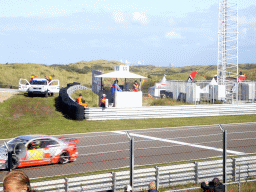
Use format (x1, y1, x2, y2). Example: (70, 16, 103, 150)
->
(217, 0, 239, 102)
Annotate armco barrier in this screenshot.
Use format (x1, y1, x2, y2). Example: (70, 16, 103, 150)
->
(84, 103, 256, 120)
(0, 155, 254, 192)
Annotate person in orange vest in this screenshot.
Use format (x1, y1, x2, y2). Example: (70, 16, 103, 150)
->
(30, 75, 34, 83)
(47, 76, 52, 82)
(77, 94, 87, 107)
(133, 80, 140, 92)
(100, 94, 106, 108)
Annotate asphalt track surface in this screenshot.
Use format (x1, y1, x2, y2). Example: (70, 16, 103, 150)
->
(0, 123, 255, 181)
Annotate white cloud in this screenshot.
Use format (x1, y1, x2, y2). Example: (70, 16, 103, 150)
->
(113, 11, 124, 23)
(132, 12, 148, 24)
(165, 31, 182, 39)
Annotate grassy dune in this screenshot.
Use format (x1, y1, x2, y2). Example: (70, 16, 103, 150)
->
(1, 61, 255, 90)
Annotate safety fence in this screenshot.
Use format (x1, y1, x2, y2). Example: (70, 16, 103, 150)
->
(0, 155, 255, 191)
(84, 103, 256, 120)
(0, 124, 255, 191)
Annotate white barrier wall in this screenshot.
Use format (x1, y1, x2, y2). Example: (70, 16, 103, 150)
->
(166, 81, 200, 104)
(115, 91, 142, 108)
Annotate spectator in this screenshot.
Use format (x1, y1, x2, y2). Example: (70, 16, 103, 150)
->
(3, 170, 32, 192)
(111, 80, 122, 95)
(77, 94, 87, 107)
(201, 178, 224, 192)
(148, 182, 159, 192)
(124, 185, 132, 192)
(111, 80, 122, 104)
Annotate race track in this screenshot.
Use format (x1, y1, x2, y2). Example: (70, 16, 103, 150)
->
(0, 123, 255, 181)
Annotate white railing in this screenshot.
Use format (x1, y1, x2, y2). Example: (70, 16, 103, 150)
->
(1, 155, 255, 192)
(84, 103, 256, 120)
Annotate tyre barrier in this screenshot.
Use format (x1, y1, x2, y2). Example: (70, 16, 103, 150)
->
(58, 83, 85, 121)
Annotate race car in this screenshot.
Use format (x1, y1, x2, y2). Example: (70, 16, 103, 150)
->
(0, 135, 79, 170)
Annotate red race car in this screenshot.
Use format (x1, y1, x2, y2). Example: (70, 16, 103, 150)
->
(0, 135, 79, 170)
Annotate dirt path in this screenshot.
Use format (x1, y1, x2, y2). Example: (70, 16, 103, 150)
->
(0, 92, 18, 102)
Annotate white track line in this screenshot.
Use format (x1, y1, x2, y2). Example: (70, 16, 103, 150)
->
(112, 131, 245, 155)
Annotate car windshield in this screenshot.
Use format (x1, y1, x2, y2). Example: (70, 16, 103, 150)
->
(31, 81, 47, 85)
(1, 137, 29, 150)
(8, 138, 29, 145)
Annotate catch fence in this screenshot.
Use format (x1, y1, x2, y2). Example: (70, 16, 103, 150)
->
(0, 124, 255, 191)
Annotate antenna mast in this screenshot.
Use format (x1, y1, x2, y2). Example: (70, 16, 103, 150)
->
(217, 0, 239, 102)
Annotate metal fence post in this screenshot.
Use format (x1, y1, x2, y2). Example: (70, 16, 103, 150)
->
(130, 137, 134, 188)
(112, 171, 116, 192)
(195, 161, 198, 184)
(64, 177, 69, 192)
(219, 125, 227, 192)
(232, 158, 236, 181)
(7, 151, 12, 172)
(238, 165, 241, 192)
(156, 166, 159, 190)
(223, 129, 227, 192)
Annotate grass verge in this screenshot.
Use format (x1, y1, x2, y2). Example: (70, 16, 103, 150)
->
(0, 93, 256, 140)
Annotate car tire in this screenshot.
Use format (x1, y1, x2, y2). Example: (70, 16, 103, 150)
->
(50, 93, 54, 96)
(59, 151, 70, 164)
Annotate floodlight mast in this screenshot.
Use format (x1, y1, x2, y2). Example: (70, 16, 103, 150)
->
(217, 0, 239, 103)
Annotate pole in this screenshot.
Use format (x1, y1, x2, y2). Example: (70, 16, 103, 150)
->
(7, 151, 12, 171)
(130, 137, 134, 188)
(223, 129, 227, 192)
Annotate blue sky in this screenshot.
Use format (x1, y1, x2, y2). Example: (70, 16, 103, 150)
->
(0, 0, 255, 67)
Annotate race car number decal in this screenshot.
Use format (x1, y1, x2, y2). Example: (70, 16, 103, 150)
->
(28, 149, 44, 160)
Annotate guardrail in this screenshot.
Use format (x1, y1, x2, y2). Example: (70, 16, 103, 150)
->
(84, 103, 256, 120)
(0, 155, 254, 192)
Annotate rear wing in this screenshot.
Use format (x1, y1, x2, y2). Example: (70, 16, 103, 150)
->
(58, 136, 79, 144)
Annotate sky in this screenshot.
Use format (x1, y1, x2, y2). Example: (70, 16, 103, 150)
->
(0, 0, 256, 67)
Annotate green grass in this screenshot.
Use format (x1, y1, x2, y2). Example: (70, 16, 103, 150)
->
(70, 89, 99, 107)
(1, 93, 256, 139)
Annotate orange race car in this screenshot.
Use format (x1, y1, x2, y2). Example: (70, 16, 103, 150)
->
(0, 135, 79, 170)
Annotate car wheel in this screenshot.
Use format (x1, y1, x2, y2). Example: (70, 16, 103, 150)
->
(50, 93, 54, 96)
(59, 151, 70, 164)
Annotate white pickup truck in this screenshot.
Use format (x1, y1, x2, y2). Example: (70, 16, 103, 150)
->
(19, 78, 60, 97)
